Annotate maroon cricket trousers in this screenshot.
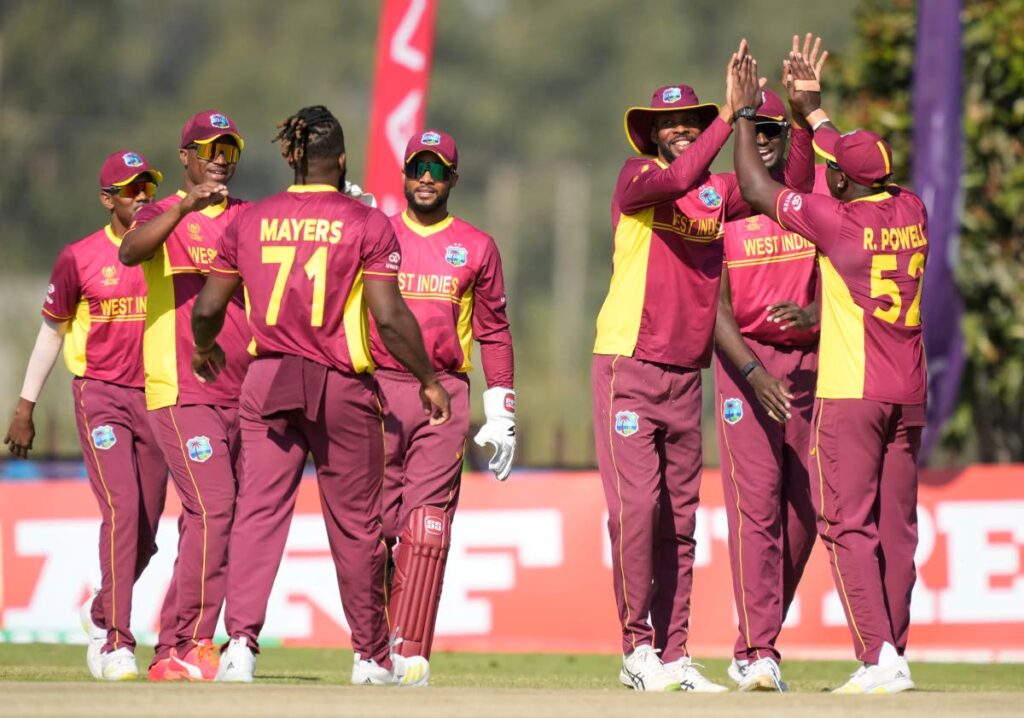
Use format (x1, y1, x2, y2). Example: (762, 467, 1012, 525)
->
(592, 353, 702, 660)
(73, 377, 169, 654)
(713, 338, 818, 664)
(810, 397, 922, 663)
(222, 355, 392, 666)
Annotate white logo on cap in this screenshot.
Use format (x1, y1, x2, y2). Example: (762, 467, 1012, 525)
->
(122, 152, 143, 167)
(210, 113, 230, 129)
(420, 131, 441, 145)
(662, 87, 682, 104)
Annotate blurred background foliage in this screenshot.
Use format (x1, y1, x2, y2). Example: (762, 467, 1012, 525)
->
(1, 0, 1019, 465)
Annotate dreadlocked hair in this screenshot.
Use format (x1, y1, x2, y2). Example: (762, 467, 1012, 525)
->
(273, 105, 345, 179)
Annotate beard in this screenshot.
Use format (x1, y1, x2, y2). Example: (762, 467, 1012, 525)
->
(404, 184, 450, 214)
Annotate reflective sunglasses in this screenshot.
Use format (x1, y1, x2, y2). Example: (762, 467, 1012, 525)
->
(754, 122, 787, 140)
(825, 159, 842, 172)
(103, 180, 158, 198)
(188, 140, 241, 164)
(404, 159, 451, 181)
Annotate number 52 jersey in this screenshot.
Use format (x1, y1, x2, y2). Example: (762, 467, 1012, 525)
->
(210, 184, 401, 372)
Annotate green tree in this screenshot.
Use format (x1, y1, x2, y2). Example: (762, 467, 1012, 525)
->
(831, 0, 1024, 462)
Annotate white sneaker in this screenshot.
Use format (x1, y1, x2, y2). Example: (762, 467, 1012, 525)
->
(727, 658, 749, 685)
(79, 589, 105, 680)
(100, 647, 138, 681)
(663, 655, 729, 692)
(217, 637, 256, 683)
(832, 658, 915, 694)
(351, 652, 430, 687)
(619, 645, 680, 692)
(738, 657, 786, 692)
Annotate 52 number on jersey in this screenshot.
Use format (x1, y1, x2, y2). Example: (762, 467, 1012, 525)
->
(262, 245, 328, 326)
(870, 251, 925, 327)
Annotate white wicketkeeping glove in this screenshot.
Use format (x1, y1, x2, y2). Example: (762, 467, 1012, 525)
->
(473, 387, 516, 481)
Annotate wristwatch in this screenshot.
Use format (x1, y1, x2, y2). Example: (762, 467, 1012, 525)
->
(733, 106, 757, 122)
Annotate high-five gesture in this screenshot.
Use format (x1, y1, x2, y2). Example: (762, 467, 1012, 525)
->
(729, 43, 766, 114)
(783, 34, 829, 126)
(721, 37, 750, 121)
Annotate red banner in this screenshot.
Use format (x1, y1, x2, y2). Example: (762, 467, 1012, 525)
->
(2, 468, 1023, 662)
(364, 0, 438, 216)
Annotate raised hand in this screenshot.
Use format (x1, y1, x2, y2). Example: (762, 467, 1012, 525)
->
(730, 49, 766, 113)
(784, 39, 826, 121)
(722, 37, 750, 120)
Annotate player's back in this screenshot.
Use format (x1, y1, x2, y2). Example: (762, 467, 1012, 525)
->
(219, 185, 400, 373)
(820, 187, 929, 404)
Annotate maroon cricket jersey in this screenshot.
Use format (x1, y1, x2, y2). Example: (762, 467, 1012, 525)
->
(131, 191, 251, 409)
(42, 225, 148, 387)
(594, 117, 754, 368)
(368, 211, 514, 388)
(773, 184, 928, 403)
(210, 184, 401, 373)
(723, 168, 825, 348)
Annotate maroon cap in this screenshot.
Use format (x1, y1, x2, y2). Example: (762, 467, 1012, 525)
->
(813, 126, 893, 186)
(404, 129, 458, 168)
(99, 150, 163, 188)
(755, 89, 789, 123)
(180, 109, 246, 149)
(624, 85, 720, 156)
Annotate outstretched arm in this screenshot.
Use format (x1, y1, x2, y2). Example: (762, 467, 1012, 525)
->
(731, 51, 785, 215)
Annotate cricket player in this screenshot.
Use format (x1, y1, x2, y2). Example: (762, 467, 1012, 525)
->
(119, 110, 251, 681)
(368, 130, 515, 670)
(192, 105, 448, 687)
(4, 151, 168, 681)
(731, 45, 927, 694)
(592, 39, 811, 693)
(714, 86, 820, 692)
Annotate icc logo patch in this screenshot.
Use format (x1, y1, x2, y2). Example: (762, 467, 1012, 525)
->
(122, 152, 143, 168)
(91, 425, 117, 450)
(210, 113, 230, 129)
(699, 186, 723, 208)
(186, 436, 213, 463)
(662, 87, 682, 104)
(420, 131, 441, 145)
(445, 244, 468, 267)
(614, 410, 639, 437)
(723, 398, 744, 425)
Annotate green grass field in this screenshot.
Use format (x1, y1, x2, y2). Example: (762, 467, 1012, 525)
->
(1, 644, 1021, 717)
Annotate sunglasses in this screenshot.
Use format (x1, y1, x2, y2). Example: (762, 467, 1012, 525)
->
(826, 159, 842, 172)
(754, 122, 787, 140)
(405, 160, 451, 181)
(103, 181, 158, 198)
(188, 140, 241, 164)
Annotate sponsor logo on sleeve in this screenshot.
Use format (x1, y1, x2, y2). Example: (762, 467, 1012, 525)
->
(122, 152, 143, 168)
(722, 398, 744, 425)
(699, 185, 723, 208)
(782, 192, 803, 214)
(424, 516, 444, 535)
(445, 244, 468, 267)
(614, 410, 640, 437)
(210, 113, 230, 129)
(45, 283, 55, 304)
(386, 251, 401, 271)
(662, 87, 682, 104)
(504, 392, 516, 414)
(186, 436, 214, 463)
(91, 425, 117, 450)
(420, 131, 442, 145)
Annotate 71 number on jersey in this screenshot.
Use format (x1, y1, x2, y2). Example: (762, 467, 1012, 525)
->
(261, 245, 328, 326)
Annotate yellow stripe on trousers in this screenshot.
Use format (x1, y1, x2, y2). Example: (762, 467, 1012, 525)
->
(78, 380, 121, 650)
(718, 392, 758, 660)
(607, 356, 636, 651)
(814, 398, 867, 655)
(168, 406, 210, 643)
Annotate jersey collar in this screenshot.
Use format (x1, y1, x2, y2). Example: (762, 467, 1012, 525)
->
(401, 210, 454, 237)
(176, 189, 229, 217)
(104, 224, 122, 247)
(851, 191, 894, 203)
(287, 184, 338, 193)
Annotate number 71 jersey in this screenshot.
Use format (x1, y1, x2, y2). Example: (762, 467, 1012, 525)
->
(773, 184, 929, 404)
(211, 184, 401, 373)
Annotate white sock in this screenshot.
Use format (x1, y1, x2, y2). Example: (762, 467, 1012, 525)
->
(876, 641, 899, 667)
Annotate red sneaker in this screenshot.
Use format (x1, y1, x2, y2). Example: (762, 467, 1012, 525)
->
(148, 652, 180, 681)
(166, 639, 220, 681)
